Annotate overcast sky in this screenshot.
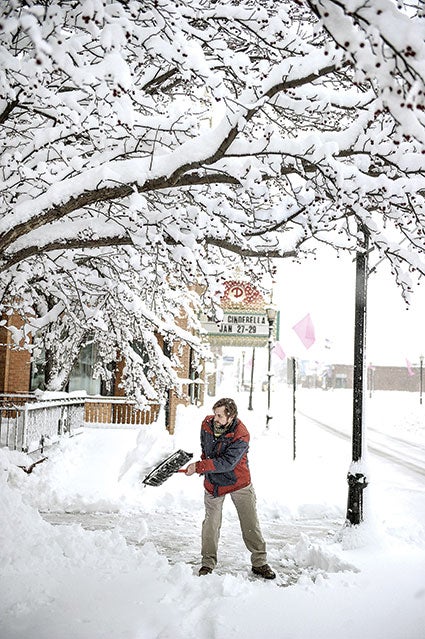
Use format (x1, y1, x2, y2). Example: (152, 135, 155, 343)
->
(274, 247, 425, 367)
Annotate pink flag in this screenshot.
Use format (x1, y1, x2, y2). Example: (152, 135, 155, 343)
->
(292, 313, 315, 349)
(406, 359, 415, 376)
(273, 342, 286, 360)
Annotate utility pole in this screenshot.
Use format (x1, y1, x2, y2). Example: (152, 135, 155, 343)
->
(248, 347, 255, 411)
(265, 305, 277, 429)
(292, 358, 297, 460)
(346, 226, 369, 526)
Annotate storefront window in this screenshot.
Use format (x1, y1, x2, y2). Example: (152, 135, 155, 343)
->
(30, 342, 101, 395)
(68, 342, 101, 395)
(30, 358, 45, 391)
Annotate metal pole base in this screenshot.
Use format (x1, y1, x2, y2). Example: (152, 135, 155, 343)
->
(346, 471, 368, 526)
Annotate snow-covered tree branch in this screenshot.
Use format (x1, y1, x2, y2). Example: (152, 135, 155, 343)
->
(0, 0, 424, 401)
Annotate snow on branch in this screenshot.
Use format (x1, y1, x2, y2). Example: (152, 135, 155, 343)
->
(0, 0, 424, 401)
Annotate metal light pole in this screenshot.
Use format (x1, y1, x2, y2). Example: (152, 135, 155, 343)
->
(420, 355, 424, 405)
(248, 347, 255, 411)
(265, 305, 277, 429)
(346, 226, 369, 526)
(291, 357, 297, 460)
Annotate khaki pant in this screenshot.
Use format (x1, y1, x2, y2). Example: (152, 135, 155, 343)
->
(201, 484, 267, 569)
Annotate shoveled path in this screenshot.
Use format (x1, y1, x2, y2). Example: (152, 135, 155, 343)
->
(42, 507, 343, 586)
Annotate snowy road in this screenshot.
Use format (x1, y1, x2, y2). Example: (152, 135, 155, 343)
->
(292, 389, 425, 546)
(300, 411, 425, 479)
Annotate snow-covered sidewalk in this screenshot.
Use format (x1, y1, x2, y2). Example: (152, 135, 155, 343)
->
(1, 390, 425, 639)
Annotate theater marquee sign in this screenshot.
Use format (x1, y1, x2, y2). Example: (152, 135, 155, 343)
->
(201, 281, 277, 346)
(202, 311, 269, 338)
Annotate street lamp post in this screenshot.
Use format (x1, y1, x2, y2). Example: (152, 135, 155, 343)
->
(266, 305, 277, 429)
(248, 347, 255, 411)
(420, 355, 424, 405)
(346, 226, 369, 526)
(290, 357, 297, 460)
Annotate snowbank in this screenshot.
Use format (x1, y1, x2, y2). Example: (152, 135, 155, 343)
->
(1, 390, 425, 639)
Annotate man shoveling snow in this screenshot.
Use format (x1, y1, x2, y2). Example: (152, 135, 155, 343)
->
(185, 397, 276, 579)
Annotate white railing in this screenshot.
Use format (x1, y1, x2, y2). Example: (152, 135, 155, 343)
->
(0, 393, 159, 453)
(23, 397, 85, 453)
(0, 393, 37, 451)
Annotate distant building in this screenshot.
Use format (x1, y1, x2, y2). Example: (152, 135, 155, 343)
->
(296, 362, 422, 393)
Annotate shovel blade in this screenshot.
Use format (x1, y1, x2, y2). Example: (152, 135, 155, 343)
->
(142, 449, 193, 487)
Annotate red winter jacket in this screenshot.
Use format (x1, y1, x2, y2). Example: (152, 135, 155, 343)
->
(195, 415, 251, 497)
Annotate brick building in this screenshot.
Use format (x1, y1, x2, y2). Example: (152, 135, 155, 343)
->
(299, 362, 423, 393)
(0, 312, 203, 434)
(0, 313, 32, 395)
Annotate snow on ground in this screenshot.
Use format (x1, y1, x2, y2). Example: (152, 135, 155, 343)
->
(1, 386, 425, 639)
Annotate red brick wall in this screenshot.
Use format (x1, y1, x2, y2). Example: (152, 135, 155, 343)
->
(307, 363, 423, 392)
(0, 312, 202, 433)
(372, 366, 421, 392)
(0, 315, 31, 394)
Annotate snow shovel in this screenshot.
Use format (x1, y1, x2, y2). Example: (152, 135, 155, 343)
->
(142, 449, 193, 487)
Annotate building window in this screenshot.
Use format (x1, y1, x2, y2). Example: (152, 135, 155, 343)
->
(189, 347, 201, 404)
(30, 342, 102, 395)
(67, 342, 101, 395)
